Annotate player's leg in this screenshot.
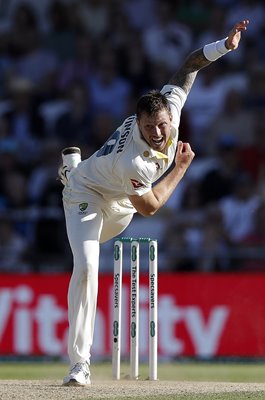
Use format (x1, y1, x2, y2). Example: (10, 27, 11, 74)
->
(100, 212, 134, 243)
(63, 199, 103, 386)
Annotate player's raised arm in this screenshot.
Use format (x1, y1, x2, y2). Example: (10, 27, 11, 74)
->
(168, 20, 249, 94)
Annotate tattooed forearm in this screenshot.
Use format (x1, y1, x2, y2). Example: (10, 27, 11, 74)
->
(168, 48, 212, 94)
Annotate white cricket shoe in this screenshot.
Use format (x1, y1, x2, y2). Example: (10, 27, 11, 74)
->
(63, 361, 91, 386)
(58, 147, 81, 185)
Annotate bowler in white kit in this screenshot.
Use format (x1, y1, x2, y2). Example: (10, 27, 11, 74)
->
(59, 20, 249, 386)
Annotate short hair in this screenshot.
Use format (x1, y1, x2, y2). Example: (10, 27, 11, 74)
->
(136, 90, 171, 119)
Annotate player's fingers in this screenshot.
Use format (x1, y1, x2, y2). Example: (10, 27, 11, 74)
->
(235, 20, 249, 31)
(177, 140, 183, 152)
(181, 142, 192, 152)
(184, 142, 195, 158)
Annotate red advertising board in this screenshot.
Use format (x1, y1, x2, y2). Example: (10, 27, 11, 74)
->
(1, 273, 265, 358)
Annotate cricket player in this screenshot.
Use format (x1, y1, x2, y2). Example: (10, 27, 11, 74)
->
(59, 20, 249, 386)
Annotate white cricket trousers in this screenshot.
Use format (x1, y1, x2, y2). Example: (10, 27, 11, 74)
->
(63, 191, 133, 366)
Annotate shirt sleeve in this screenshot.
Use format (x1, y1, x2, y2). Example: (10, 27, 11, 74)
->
(161, 84, 187, 128)
(121, 157, 155, 197)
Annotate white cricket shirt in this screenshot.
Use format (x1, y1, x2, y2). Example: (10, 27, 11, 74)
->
(68, 84, 187, 212)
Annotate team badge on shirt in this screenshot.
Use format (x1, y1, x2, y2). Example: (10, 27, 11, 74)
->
(130, 179, 145, 189)
(78, 202, 88, 214)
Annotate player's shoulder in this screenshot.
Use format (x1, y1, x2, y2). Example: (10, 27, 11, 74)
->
(161, 84, 187, 100)
(117, 139, 154, 175)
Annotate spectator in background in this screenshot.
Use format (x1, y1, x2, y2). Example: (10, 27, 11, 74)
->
(239, 113, 265, 183)
(1, 170, 36, 242)
(197, 204, 230, 272)
(2, 77, 45, 163)
(255, 20, 265, 64)
(122, 0, 157, 32)
(88, 48, 132, 120)
(57, 31, 94, 94)
(42, 0, 76, 62)
(147, 62, 171, 93)
(218, 172, 260, 245)
(75, 0, 110, 39)
(205, 88, 255, 155)
(54, 80, 94, 150)
(0, 0, 61, 33)
(0, 3, 35, 97)
(0, 145, 20, 211)
(27, 139, 62, 206)
(195, 5, 226, 47)
(163, 181, 230, 272)
(89, 110, 116, 152)
(0, 116, 18, 156)
(0, 50, 12, 98)
(33, 212, 72, 272)
(200, 135, 244, 205)
(0, 216, 31, 273)
(175, 0, 212, 36)
(246, 65, 265, 110)
(107, 6, 137, 52)
(1, 1, 38, 40)
(0, 117, 20, 203)
(163, 180, 205, 271)
(184, 63, 229, 155)
(142, 0, 192, 72)
(163, 221, 195, 272)
(5, 3, 59, 99)
(236, 201, 265, 271)
(116, 31, 152, 98)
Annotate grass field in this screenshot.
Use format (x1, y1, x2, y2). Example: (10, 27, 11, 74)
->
(1, 360, 265, 382)
(1, 361, 265, 399)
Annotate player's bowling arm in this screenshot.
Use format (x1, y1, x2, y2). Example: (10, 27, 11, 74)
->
(168, 20, 249, 95)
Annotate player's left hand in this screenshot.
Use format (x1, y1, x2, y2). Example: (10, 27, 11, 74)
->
(226, 20, 249, 50)
(174, 141, 195, 176)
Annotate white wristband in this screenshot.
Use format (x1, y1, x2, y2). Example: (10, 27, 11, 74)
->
(203, 37, 231, 62)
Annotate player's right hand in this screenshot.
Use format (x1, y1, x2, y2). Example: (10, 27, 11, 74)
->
(226, 20, 249, 50)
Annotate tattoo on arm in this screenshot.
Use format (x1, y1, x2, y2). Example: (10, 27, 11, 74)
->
(168, 48, 212, 94)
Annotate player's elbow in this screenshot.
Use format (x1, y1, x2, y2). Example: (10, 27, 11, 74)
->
(136, 205, 158, 217)
(128, 192, 160, 217)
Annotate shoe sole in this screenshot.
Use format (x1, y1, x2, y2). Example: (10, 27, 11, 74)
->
(63, 379, 90, 387)
(62, 147, 81, 156)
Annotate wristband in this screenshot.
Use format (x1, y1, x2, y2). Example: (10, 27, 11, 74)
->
(203, 37, 231, 62)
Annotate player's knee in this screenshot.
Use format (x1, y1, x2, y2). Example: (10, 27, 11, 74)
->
(81, 260, 97, 280)
(73, 252, 99, 280)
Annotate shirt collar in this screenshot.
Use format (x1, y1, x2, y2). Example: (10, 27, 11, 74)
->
(133, 124, 173, 161)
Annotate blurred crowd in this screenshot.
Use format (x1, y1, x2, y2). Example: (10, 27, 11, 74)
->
(0, 0, 265, 273)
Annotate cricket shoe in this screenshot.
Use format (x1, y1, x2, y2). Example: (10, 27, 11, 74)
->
(63, 361, 91, 386)
(58, 147, 81, 185)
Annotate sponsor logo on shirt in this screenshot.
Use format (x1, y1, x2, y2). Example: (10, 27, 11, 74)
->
(130, 179, 145, 189)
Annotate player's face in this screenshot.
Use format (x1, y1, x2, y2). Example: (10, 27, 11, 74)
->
(137, 109, 173, 152)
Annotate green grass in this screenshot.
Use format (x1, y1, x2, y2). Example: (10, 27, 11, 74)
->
(0, 360, 265, 382)
(1, 362, 265, 400)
